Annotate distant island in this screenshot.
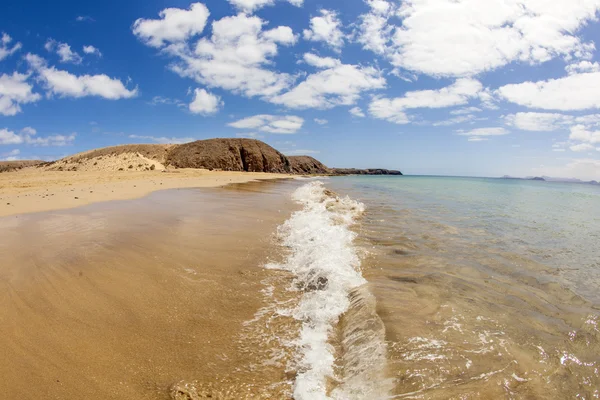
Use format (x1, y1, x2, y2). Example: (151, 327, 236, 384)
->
(501, 175, 599, 185)
(0, 138, 402, 176)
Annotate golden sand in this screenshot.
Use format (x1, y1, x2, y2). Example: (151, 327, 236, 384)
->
(0, 168, 292, 217)
(0, 180, 301, 399)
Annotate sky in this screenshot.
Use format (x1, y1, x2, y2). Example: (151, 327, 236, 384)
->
(1, 0, 600, 180)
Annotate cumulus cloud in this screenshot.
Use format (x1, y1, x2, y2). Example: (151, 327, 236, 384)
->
(228, 114, 304, 134)
(26, 54, 138, 99)
(303, 9, 344, 51)
(228, 0, 303, 14)
(163, 13, 295, 99)
(356, 0, 600, 77)
(189, 88, 223, 115)
(569, 143, 596, 152)
(83, 45, 102, 57)
(0, 149, 20, 161)
(314, 118, 327, 125)
(349, 107, 365, 118)
(569, 125, 600, 144)
(505, 112, 600, 131)
(128, 135, 194, 144)
(302, 53, 340, 69)
(369, 78, 482, 124)
(45, 40, 83, 64)
(0, 72, 41, 116)
(0, 127, 75, 146)
(270, 64, 385, 109)
(566, 60, 600, 75)
(132, 3, 210, 47)
(497, 71, 600, 111)
(56, 43, 82, 64)
(0, 33, 22, 61)
(355, 0, 394, 54)
(0, 128, 24, 145)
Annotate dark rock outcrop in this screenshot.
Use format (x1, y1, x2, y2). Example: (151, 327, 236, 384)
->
(288, 156, 331, 174)
(331, 168, 403, 176)
(165, 138, 291, 173)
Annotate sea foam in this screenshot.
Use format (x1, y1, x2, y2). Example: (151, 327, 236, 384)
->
(266, 181, 391, 399)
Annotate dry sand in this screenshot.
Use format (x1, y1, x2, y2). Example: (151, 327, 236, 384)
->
(0, 167, 292, 217)
(0, 180, 301, 399)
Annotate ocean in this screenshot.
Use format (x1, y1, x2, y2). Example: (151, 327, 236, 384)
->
(259, 176, 600, 399)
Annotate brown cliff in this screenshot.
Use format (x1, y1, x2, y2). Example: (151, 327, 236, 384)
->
(165, 139, 291, 173)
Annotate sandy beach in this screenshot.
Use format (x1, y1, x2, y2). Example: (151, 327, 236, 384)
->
(0, 179, 302, 399)
(0, 168, 292, 217)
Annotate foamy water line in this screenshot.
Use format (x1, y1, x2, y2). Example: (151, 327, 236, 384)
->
(265, 181, 391, 399)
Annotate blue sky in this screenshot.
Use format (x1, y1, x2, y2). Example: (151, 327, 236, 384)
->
(1, 0, 600, 179)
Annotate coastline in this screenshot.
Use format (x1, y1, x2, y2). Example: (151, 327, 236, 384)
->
(0, 168, 292, 217)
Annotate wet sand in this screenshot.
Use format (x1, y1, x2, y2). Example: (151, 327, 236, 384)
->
(0, 180, 301, 399)
(0, 168, 291, 217)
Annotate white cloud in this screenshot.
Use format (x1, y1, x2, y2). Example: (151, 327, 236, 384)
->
(569, 143, 596, 152)
(433, 114, 476, 126)
(314, 118, 327, 125)
(0, 33, 22, 61)
(358, 0, 600, 77)
(302, 53, 340, 69)
(56, 43, 82, 64)
(505, 112, 568, 131)
(25, 133, 76, 146)
(458, 127, 509, 136)
(303, 9, 344, 51)
(227, 0, 303, 14)
(369, 78, 482, 124)
(235, 131, 264, 139)
(228, 114, 304, 134)
(26, 54, 138, 99)
(189, 88, 223, 115)
(566, 60, 600, 75)
(349, 107, 365, 118)
(263, 26, 297, 45)
(128, 135, 194, 144)
(270, 64, 385, 109)
(356, 0, 394, 55)
(467, 137, 488, 142)
(163, 13, 294, 99)
(505, 112, 600, 131)
(1, 127, 75, 147)
(132, 2, 210, 47)
(0, 72, 41, 116)
(83, 45, 102, 57)
(0, 128, 24, 145)
(497, 72, 600, 111)
(21, 127, 36, 136)
(0, 149, 20, 161)
(450, 106, 482, 115)
(569, 125, 600, 144)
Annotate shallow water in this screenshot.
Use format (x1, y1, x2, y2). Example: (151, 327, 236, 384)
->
(322, 176, 600, 399)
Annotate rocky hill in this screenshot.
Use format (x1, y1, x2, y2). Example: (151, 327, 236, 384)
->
(288, 156, 331, 174)
(166, 139, 291, 173)
(11, 138, 402, 176)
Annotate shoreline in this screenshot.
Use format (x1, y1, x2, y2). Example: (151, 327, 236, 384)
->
(0, 168, 293, 217)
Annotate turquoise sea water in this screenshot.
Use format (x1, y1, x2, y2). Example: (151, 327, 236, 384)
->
(329, 175, 600, 302)
(321, 176, 600, 398)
